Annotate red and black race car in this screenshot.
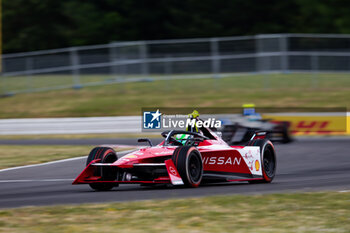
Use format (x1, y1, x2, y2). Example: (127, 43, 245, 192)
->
(73, 126, 276, 191)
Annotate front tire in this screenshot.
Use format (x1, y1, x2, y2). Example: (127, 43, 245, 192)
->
(86, 147, 118, 191)
(172, 146, 203, 187)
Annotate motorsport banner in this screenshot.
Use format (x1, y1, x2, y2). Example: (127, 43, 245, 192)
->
(262, 112, 349, 135)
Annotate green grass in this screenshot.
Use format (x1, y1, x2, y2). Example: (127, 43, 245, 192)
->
(0, 73, 350, 118)
(0, 145, 135, 169)
(0, 192, 349, 232)
(1, 75, 126, 92)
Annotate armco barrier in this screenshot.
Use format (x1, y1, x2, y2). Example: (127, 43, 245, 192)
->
(0, 116, 141, 135)
(0, 114, 228, 135)
(262, 112, 349, 135)
(0, 113, 348, 135)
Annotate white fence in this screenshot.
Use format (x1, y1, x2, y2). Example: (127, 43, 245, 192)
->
(2, 33, 350, 95)
(1, 112, 348, 135)
(0, 114, 230, 135)
(0, 116, 141, 135)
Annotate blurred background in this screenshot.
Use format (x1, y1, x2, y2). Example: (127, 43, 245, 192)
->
(1, 1, 350, 229)
(0, 0, 349, 135)
(2, 0, 350, 95)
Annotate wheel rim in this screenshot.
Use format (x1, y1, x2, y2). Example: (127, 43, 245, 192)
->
(263, 146, 275, 178)
(188, 152, 202, 183)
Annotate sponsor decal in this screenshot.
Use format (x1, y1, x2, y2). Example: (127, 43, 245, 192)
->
(169, 166, 178, 176)
(202, 156, 241, 166)
(133, 152, 144, 156)
(124, 154, 138, 159)
(243, 150, 254, 160)
(172, 180, 184, 185)
(155, 151, 171, 155)
(295, 120, 330, 133)
(255, 160, 260, 171)
(263, 113, 347, 135)
(243, 150, 255, 171)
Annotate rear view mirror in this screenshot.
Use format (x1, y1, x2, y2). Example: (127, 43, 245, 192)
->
(137, 138, 153, 147)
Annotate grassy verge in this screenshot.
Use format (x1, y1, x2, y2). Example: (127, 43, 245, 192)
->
(0, 192, 349, 232)
(0, 145, 135, 169)
(0, 73, 349, 118)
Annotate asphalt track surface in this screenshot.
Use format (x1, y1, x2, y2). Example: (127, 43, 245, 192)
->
(0, 138, 349, 209)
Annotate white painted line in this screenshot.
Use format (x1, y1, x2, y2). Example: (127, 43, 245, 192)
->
(0, 156, 86, 173)
(0, 148, 135, 173)
(338, 190, 350, 193)
(0, 179, 74, 183)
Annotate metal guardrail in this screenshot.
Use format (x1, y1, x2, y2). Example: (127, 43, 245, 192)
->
(0, 114, 231, 135)
(0, 113, 348, 135)
(0, 116, 141, 135)
(1, 33, 350, 95)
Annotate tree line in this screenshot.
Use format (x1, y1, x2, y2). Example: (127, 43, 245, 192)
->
(3, 0, 350, 53)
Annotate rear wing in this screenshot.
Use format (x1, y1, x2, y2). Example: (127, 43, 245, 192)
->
(250, 131, 267, 140)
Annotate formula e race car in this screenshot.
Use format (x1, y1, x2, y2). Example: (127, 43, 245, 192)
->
(73, 126, 276, 191)
(219, 104, 292, 145)
(220, 119, 292, 145)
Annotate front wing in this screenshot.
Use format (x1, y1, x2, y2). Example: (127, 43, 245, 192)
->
(72, 159, 184, 185)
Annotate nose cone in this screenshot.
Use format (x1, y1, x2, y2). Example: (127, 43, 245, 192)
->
(115, 153, 140, 166)
(115, 146, 176, 167)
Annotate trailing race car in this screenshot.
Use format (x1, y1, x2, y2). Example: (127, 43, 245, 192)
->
(221, 120, 292, 145)
(220, 104, 292, 145)
(73, 119, 277, 191)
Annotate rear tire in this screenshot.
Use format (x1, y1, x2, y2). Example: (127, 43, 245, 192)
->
(86, 147, 118, 191)
(281, 123, 293, 143)
(248, 139, 276, 183)
(172, 146, 203, 187)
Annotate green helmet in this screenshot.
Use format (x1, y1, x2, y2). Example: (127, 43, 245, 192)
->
(174, 134, 191, 145)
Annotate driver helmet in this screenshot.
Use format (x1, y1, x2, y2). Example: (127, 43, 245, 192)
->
(242, 103, 262, 121)
(175, 134, 191, 145)
(187, 110, 200, 132)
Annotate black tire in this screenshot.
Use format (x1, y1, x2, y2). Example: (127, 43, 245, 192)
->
(86, 147, 118, 191)
(281, 124, 293, 143)
(247, 139, 276, 183)
(172, 146, 203, 187)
